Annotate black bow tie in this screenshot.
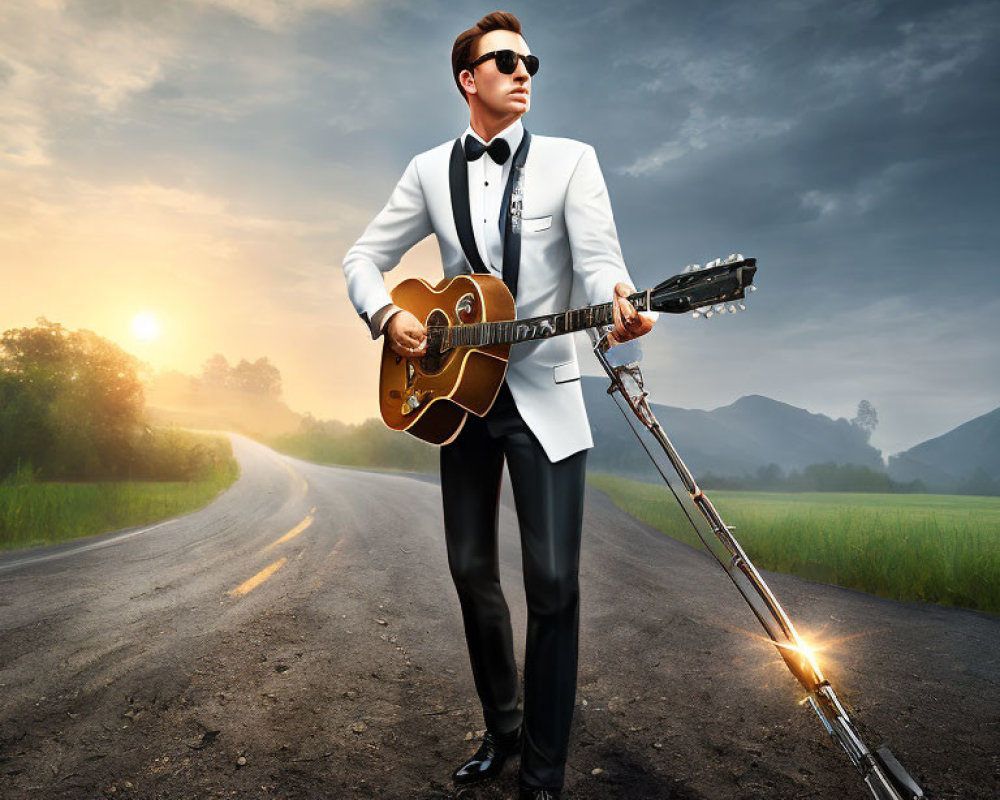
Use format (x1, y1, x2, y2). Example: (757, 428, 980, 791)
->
(464, 135, 511, 165)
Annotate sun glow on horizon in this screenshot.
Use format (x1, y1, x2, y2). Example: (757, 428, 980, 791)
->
(131, 312, 160, 342)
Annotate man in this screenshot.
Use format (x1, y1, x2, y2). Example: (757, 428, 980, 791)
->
(342, 11, 654, 799)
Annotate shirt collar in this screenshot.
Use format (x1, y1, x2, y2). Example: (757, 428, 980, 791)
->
(463, 119, 524, 156)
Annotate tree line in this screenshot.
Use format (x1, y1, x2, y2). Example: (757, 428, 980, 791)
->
(198, 353, 282, 397)
(0, 320, 224, 482)
(270, 415, 438, 473)
(700, 462, 927, 493)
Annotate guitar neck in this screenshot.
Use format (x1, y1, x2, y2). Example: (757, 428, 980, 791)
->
(427, 256, 757, 350)
(437, 291, 652, 349)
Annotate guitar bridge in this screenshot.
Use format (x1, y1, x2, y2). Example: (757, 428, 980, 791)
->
(401, 390, 432, 415)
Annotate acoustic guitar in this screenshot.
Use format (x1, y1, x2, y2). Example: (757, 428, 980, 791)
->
(379, 255, 757, 444)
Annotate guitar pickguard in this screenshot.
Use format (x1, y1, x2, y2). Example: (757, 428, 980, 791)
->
(455, 292, 477, 324)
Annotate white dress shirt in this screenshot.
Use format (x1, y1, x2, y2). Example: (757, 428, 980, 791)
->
(464, 118, 524, 276)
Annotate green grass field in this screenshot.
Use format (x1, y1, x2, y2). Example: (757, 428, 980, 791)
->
(0, 435, 240, 552)
(587, 474, 1000, 615)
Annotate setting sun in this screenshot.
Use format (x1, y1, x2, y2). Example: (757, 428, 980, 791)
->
(131, 312, 160, 342)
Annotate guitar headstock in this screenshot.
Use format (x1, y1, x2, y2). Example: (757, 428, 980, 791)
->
(649, 254, 758, 317)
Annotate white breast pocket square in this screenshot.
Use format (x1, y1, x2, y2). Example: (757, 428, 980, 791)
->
(523, 215, 553, 233)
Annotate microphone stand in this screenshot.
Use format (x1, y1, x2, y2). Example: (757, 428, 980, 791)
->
(588, 328, 924, 800)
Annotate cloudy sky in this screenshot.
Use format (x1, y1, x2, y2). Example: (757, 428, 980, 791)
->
(2, 0, 997, 457)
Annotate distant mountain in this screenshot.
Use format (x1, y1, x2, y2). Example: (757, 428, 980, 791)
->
(581, 377, 883, 481)
(888, 406, 1000, 493)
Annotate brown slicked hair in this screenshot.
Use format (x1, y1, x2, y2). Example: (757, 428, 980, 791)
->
(451, 11, 524, 101)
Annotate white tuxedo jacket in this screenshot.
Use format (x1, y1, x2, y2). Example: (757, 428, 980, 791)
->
(343, 130, 634, 463)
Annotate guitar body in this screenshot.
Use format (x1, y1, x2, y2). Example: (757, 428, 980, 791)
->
(379, 274, 515, 444)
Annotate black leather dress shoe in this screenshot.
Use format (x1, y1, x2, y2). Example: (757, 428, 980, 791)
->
(451, 728, 521, 786)
(519, 788, 561, 800)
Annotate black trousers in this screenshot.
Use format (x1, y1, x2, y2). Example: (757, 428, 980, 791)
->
(440, 382, 587, 791)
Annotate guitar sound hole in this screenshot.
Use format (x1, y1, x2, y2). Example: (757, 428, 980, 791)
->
(420, 309, 451, 375)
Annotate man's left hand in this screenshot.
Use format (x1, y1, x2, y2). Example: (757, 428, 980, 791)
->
(609, 282, 655, 345)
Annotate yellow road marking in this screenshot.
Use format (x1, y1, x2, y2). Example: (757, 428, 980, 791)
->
(280, 460, 309, 495)
(227, 557, 287, 596)
(263, 513, 314, 552)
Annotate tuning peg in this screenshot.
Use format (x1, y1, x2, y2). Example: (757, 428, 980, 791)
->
(691, 310, 702, 319)
(704, 309, 714, 318)
(726, 253, 737, 263)
(738, 302, 746, 311)
(748, 285, 757, 292)
(707, 258, 721, 268)
(728, 304, 737, 313)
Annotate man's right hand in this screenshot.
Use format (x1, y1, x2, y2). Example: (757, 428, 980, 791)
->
(386, 310, 427, 358)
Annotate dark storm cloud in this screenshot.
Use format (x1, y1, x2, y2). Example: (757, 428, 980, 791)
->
(490, 0, 999, 454)
(520, 1, 1000, 293)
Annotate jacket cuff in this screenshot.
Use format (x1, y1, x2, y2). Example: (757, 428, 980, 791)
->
(368, 303, 403, 339)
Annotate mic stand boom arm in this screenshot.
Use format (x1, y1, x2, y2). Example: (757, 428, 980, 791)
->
(588, 328, 924, 800)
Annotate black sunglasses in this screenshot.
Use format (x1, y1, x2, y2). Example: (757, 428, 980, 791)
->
(469, 49, 539, 76)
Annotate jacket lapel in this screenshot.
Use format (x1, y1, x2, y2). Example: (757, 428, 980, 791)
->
(500, 129, 531, 301)
(449, 138, 488, 275)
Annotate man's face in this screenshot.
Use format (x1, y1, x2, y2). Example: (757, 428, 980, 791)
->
(462, 29, 532, 117)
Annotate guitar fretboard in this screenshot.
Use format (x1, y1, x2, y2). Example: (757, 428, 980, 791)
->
(434, 291, 650, 350)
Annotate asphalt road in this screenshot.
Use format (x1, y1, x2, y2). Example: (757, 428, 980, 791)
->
(0, 434, 996, 799)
